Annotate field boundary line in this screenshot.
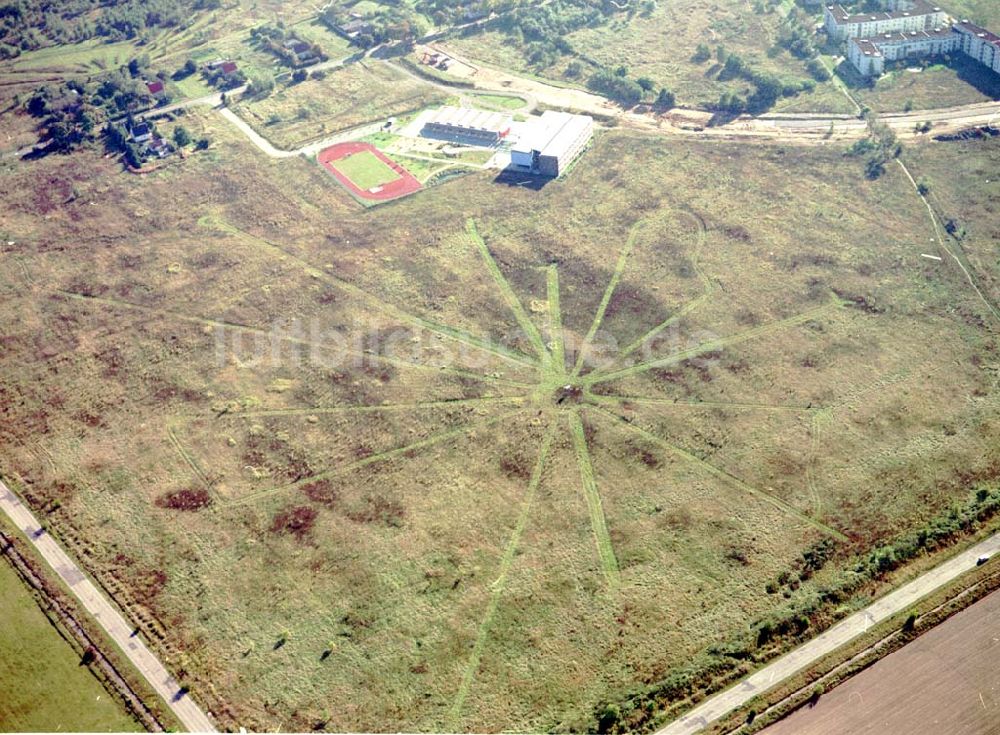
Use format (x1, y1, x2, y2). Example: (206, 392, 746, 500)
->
(571, 216, 645, 377)
(54, 290, 534, 390)
(230, 408, 527, 506)
(610, 209, 714, 366)
(586, 296, 844, 386)
(0, 480, 216, 732)
(232, 396, 525, 418)
(568, 409, 621, 590)
(200, 216, 542, 370)
(589, 406, 847, 541)
(166, 424, 212, 489)
(895, 158, 1000, 323)
(465, 218, 550, 365)
(657, 530, 1000, 735)
(587, 394, 816, 413)
(546, 264, 566, 374)
(447, 421, 559, 729)
(0, 526, 166, 732)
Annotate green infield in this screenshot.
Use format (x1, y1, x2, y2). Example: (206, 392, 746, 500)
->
(331, 150, 402, 190)
(0, 559, 140, 732)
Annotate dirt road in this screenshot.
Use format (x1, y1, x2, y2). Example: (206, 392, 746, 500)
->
(0, 479, 216, 733)
(422, 43, 1000, 144)
(657, 533, 1000, 735)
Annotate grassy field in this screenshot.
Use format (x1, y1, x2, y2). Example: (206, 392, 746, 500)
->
(331, 150, 402, 189)
(0, 105, 998, 734)
(470, 94, 528, 111)
(233, 61, 448, 149)
(0, 559, 140, 732)
(850, 57, 1000, 113)
(903, 134, 1000, 315)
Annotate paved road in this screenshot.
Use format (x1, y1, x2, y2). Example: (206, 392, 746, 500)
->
(0, 479, 216, 733)
(657, 532, 1000, 735)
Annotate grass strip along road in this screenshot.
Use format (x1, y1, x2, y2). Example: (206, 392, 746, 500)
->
(0, 479, 216, 733)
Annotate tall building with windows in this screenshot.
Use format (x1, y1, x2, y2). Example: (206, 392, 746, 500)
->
(824, 1, 947, 42)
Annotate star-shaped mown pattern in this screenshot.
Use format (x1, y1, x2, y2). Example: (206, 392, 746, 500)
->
(60, 209, 850, 727)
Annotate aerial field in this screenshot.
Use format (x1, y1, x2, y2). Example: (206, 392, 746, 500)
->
(318, 142, 422, 201)
(762, 587, 1000, 735)
(0, 115, 998, 733)
(0, 559, 139, 732)
(447, 0, 855, 113)
(233, 62, 449, 149)
(330, 150, 401, 190)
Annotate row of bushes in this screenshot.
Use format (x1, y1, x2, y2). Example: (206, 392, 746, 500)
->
(592, 482, 1000, 733)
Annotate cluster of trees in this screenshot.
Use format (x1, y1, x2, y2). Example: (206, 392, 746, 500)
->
(24, 61, 160, 152)
(776, 8, 819, 60)
(249, 24, 327, 67)
(0, 0, 210, 58)
(585, 65, 674, 108)
(774, 8, 834, 83)
(320, 5, 428, 49)
(848, 114, 901, 178)
(711, 46, 816, 115)
(107, 116, 208, 167)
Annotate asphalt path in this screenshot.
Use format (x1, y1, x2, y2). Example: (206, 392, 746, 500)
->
(0, 479, 216, 733)
(657, 532, 1000, 735)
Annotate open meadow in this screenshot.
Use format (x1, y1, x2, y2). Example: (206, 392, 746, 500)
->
(0, 109, 998, 733)
(446, 0, 857, 113)
(232, 62, 448, 149)
(0, 558, 140, 732)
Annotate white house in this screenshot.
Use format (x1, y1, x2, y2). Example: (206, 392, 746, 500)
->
(510, 111, 593, 177)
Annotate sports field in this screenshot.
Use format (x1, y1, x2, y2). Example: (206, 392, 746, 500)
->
(0, 559, 139, 732)
(331, 150, 401, 190)
(318, 141, 422, 201)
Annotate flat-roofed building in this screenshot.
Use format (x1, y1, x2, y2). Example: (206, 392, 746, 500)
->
(421, 106, 512, 145)
(849, 26, 960, 75)
(954, 20, 1000, 74)
(825, 0, 947, 42)
(510, 111, 593, 177)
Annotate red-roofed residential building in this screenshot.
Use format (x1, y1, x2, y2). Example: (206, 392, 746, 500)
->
(146, 80, 165, 96)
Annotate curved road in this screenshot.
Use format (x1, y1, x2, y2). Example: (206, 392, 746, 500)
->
(658, 532, 1000, 735)
(0, 479, 216, 733)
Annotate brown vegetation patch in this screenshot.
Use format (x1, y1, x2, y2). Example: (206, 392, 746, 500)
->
(302, 479, 339, 506)
(155, 487, 212, 511)
(270, 505, 318, 540)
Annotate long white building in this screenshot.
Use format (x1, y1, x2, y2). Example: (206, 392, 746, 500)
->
(510, 111, 593, 177)
(833, 1, 1000, 79)
(954, 20, 1000, 74)
(825, 0, 947, 42)
(848, 27, 959, 77)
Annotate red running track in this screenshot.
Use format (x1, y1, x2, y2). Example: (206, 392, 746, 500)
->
(317, 141, 422, 202)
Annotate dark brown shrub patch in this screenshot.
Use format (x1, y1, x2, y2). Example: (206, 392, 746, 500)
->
(155, 488, 212, 511)
(271, 505, 318, 540)
(303, 479, 339, 506)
